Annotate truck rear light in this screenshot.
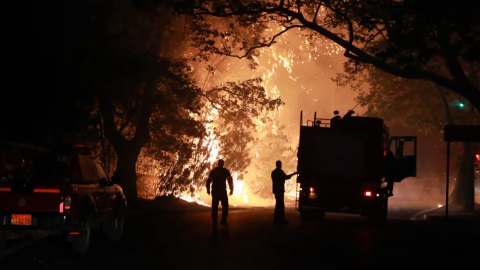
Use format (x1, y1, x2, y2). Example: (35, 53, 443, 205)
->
(0, 187, 11, 192)
(64, 196, 71, 210)
(34, 189, 60, 193)
(365, 191, 372, 196)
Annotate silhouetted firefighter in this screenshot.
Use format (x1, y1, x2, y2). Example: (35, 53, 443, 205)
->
(331, 110, 341, 120)
(206, 159, 233, 227)
(271, 160, 297, 223)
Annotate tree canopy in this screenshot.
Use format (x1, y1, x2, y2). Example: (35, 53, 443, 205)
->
(56, 0, 285, 200)
(176, 0, 480, 112)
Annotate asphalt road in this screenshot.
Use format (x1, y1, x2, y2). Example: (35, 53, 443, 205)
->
(1, 206, 478, 269)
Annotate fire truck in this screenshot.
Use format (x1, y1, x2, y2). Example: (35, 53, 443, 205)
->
(295, 110, 417, 223)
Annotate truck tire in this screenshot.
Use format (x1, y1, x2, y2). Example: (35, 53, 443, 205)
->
(367, 197, 388, 225)
(72, 214, 92, 253)
(105, 202, 126, 242)
(0, 231, 6, 251)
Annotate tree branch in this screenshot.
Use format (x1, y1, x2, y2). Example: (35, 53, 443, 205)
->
(276, 7, 459, 92)
(100, 98, 126, 147)
(131, 81, 155, 149)
(216, 25, 303, 59)
(313, 1, 322, 22)
(181, 2, 480, 112)
(119, 101, 139, 133)
(431, 82, 454, 125)
(436, 27, 476, 91)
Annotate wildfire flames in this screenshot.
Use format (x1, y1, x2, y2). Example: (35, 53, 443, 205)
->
(144, 26, 347, 207)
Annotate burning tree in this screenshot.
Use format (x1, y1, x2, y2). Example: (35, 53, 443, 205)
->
(60, 0, 283, 201)
(176, 0, 480, 112)
(243, 123, 297, 198)
(134, 78, 282, 199)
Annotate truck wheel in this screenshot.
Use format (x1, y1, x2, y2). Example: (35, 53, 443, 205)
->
(0, 231, 6, 251)
(105, 203, 126, 242)
(72, 214, 92, 253)
(367, 197, 388, 225)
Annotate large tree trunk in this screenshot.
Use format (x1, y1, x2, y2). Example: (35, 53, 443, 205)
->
(113, 145, 141, 202)
(449, 143, 476, 211)
(101, 84, 154, 203)
(433, 83, 476, 211)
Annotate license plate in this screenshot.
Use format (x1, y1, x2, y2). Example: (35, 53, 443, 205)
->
(11, 214, 32, 225)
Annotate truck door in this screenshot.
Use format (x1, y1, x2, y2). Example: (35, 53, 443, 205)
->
(389, 136, 417, 182)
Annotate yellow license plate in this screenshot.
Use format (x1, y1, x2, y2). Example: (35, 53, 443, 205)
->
(11, 214, 32, 225)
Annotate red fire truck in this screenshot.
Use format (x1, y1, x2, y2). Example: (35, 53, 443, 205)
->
(0, 138, 126, 253)
(295, 111, 417, 224)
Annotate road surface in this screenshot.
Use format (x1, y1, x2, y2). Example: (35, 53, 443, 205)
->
(1, 206, 478, 269)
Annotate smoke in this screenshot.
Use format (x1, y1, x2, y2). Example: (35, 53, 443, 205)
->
(388, 178, 445, 209)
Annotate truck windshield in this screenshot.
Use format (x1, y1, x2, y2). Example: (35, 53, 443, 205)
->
(0, 153, 72, 183)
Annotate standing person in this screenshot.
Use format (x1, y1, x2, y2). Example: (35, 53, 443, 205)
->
(206, 159, 233, 227)
(271, 160, 296, 223)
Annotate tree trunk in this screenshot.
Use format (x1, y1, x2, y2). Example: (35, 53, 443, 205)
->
(449, 143, 476, 211)
(433, 83, 476, 211)
(113, 144, 142, 202)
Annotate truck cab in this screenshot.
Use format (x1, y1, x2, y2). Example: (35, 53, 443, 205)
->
(295, 111, 417, 223)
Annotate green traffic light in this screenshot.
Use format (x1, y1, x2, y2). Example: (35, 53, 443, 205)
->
(458, 103, 465, 108)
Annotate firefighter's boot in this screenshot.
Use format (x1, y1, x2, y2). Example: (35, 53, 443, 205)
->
(220, 219, 228, 227)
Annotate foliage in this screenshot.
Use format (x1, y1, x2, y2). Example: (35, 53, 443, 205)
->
(349, 67, 479, 133)
(337, 62, 480, 209)
(56, 0, 287, 200)
(176, 0, 480, 112)
(243, 123, 297, 198)
(136, 77, 283, 197)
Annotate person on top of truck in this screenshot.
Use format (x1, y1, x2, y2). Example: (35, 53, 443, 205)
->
(206, 159, 234, 228)
(331, 110, 341, 120)
(271, 160, 297, 223)
(343, 110, 355, 118)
